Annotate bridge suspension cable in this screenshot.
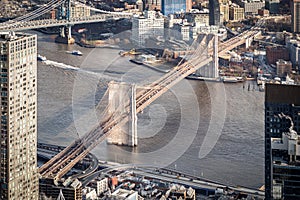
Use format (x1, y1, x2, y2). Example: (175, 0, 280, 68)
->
(74, 0, 133, 16)
(3, 0, 67, 24)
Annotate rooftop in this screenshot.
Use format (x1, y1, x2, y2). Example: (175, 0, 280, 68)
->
(0, 31, 33, 42)
(265, 84, 300, 105)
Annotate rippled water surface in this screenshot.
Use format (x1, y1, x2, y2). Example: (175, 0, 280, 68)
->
(36, 31, 264, 189)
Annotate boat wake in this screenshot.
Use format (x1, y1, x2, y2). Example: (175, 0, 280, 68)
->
(43, 60, 116, 81)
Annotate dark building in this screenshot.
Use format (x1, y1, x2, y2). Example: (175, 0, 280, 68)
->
(209, 0, 221, 26)
(266, 46, 290, 65)
(265, 84, 300, 200)
(265, 0, 280, 14)
(39, 179, 82, 200)
(291, 0, 300, 33)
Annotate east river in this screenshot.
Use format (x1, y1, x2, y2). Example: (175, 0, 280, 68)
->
(35, 31, 264, 189)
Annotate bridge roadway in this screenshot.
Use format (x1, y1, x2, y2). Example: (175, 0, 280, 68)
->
(37, 143, 99, 180)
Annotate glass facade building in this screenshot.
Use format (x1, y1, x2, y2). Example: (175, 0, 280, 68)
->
(162, 0, 187, 16)
(209, 0, 221, 26)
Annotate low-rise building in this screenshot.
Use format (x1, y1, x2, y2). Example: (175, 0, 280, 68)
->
(220, 3, 230, 22)
(97, 178, 109, 195)
(286, 38, 300, 70)
(229, 4, 245, 21)
(70, 2, 91, 18)
(131, 11, 164, 46)
(110, 188, 143, 200)
(276, 59, 292, 77)
(258, 8, 269, 16)
(167, 14, 184, 28)
(236, 0, 265, 15)
(185, 9, 210, 27)
(173, 22, 192, 41)
(145, 0, 161, 11)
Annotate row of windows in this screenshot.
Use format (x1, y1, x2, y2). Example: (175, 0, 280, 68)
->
(9, 40, 36, 53)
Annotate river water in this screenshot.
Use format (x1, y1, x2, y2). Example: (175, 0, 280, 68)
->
(35, 31, 264, 189)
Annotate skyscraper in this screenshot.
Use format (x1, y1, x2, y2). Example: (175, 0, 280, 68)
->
(0, 32, 39, 199)
(291, 0, 300, 33)
(265, 84, 300, 199)
(209, 0, 221, 26)
(161, 0, 191, 16)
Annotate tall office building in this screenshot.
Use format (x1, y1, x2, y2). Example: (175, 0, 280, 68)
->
(291, 0, 300, 33)
(161, 0, 191, 16)
(209, 0, 221, 26)
(265, 0, 280, 14)
(265, 84, 300, 200)
(0, 32, 39, 199)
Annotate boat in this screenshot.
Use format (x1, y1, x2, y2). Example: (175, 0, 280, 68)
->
(71, 50, 83, 56)
(129, 59, 143, 65)
(222, 77, 237, 83)
(37, 54, 47, 62)
(259, 81, 265, 92)
(119, 49, 142, 57)
(222, 76, 244, 83)
(128, 48, 142, 55)
(119, 50, 126, 57)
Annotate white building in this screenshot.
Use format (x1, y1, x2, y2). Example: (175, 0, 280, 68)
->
(97, 178, 108, 195)
(236, 0, 265, 15)
(167, 14, 183, 28)
(190, 25, 223, 40)
(272, 130, 300, 163)
(131, 11, 164, 46)
(286, 38, 300, 71)
(0, 32, 39, 199)
(83, 187, 98, 200)
(173, 22, 192, 41)
(70, 2, 91, 18)
(111, 188, 143, 200)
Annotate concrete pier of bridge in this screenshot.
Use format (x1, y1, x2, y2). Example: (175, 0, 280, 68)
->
(55, 0, 75, 44)
(55, 25, 75, 44)
(106, 81, 138, 147)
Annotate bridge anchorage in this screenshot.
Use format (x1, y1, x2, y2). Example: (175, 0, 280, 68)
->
(106, 82, 138, 146)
